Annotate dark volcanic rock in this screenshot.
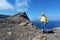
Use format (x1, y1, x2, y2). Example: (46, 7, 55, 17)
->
(0, 14, 10, 19)
(0, 12, 40, 40)
(0, 14, 10, 23)
(13, 12, 30, 20)
(7, 12, 30, 24)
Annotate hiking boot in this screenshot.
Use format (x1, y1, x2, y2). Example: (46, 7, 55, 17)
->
(43, 31, 46, 34)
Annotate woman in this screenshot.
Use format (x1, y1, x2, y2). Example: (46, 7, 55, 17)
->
(40, 13, 48, 33)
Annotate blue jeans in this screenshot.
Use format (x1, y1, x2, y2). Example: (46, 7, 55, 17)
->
(42, 22, 47, 32)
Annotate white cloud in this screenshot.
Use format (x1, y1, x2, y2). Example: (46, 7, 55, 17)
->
(0, 0, 14, 10)
(0, 0, 31, 12)
(16, 0, 30, 12)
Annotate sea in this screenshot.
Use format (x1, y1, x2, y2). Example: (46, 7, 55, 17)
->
(31, 19, 60, 30)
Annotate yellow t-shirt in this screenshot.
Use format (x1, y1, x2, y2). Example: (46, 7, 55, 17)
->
(40, 16, 48, 22)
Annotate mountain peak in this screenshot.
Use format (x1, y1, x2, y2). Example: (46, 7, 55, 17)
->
(13, 12, 30, 20)
(6, 12, 30, 24)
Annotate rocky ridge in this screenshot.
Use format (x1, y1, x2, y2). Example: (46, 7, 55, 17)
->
(0, 12, 40, 40)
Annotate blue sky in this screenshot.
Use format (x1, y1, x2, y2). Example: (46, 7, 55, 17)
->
(0, 0, 60, 21)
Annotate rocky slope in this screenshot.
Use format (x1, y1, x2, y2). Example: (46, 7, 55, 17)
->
(0, 14, 10, 23)
(0, 12, 41, 40)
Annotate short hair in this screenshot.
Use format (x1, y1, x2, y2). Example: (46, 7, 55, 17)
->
(42, 13, 45, 16)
